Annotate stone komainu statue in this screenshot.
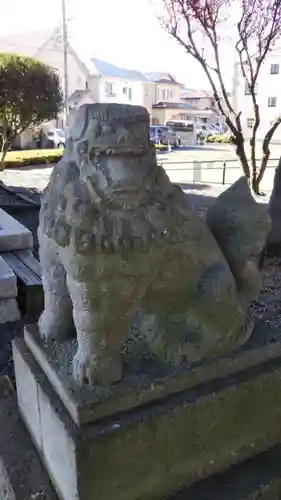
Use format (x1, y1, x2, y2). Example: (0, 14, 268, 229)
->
(38, 104, 270, 386)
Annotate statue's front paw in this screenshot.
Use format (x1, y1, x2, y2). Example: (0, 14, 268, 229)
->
(38, 311, 72, 343)
(38, 312, 58, 343)
(72, 351, 122, 387)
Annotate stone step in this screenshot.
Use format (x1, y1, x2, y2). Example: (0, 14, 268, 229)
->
(0, 208, 33, 251)
(0, 375, 58, 500)
(0, 256, 20, 323)
(0, 298, 20, 324)
(0, 256, 17, 299)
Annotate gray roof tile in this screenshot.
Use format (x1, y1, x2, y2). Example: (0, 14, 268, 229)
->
(90, 58, 149, 81)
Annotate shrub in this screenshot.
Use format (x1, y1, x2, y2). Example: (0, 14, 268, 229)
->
(214, 136, 223, 143)
(207, 134, 232, 144)
(206, 135, 216, 143)
(0, 53, 63, 169)
(5, 149, 63, 168)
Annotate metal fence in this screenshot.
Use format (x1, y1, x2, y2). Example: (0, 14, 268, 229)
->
(158, 157, 280, 190)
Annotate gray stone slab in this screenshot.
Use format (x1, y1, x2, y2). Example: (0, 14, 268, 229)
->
(0, 208, 33, 251)
(25, 323, 281, 425)
(0, 256, 17, 299)
(0, 375, 58, 500)
(0, 298, 20, 324)
(13, 337, 281, 500)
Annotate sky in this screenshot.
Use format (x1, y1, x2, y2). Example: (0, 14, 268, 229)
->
(1, 0, 235, 90)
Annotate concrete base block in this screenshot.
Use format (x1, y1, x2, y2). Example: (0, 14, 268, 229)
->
(24, 323, 281, 426)
(13, 337, 281, 500)
(0, 208, 33, 251)
(172, 444, 281, 499)
(0, 257, 17, 299)
(0, 375, 58, 500)
(0, 298, 20, 324)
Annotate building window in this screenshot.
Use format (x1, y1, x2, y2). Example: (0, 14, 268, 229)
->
(161, 88, 170, 100)
(178, 114, 191, 120)
(105, 81, 114, 96)
(123, 87, 132, 100)
(244, 83, 251, 95)
(268, 97, 277, 107)
(247, 118, 255, 128)
(270, 64, 280, 75)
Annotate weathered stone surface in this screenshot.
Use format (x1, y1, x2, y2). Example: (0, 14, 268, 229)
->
(206, 177, 270, 311)
(0, 375, 58, 500)
(0, 208, 33, 251)
(0, 298, 20, 324)
(0, 256, 17, 299)
(13, 337, 281, 500)
(37, 104, 260, 387)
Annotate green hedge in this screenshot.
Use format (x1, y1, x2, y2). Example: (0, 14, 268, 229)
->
(206, 134, 233, 144)
(5, 149, 63, 168)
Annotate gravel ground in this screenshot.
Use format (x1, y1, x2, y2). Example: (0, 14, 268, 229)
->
(0, 321, 23, 381)
(249, 259, 281, 343)
(0, 181, 279, 383)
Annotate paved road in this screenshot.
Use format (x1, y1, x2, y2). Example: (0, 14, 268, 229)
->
(1, 144, 280, 194)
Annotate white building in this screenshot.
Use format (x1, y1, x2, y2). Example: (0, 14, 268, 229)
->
(0, 28, 154, 134)
(232, 50, 281, 142)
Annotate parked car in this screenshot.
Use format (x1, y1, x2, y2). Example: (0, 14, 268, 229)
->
(149, 126, 180, 149)
(196, 124, 219, 139)
(45, 128, 66, 149)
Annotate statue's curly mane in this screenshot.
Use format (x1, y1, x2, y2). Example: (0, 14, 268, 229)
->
(40, 157, 190, 254)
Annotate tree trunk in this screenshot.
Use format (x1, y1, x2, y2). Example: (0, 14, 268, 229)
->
(234, 132, 251, 179)
(252, 151, 270, 195)
(0, 139, 9, 171)
(255, 118, 281, 194)
(251, 175, 262, 195)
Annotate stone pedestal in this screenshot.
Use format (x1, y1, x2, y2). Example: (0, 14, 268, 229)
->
(12, 326, 281, 500)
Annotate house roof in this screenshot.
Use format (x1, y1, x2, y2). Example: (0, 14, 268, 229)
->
(0, 29, 151, 83)
(0, 27, 60, 57)
(152, 101, 197, 110)
(181, 88, 213, 99)
(89, 58, 149, 81)
(144, 72, 181, 85)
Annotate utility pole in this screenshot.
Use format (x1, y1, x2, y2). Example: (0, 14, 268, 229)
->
(62, 0, 69, 129)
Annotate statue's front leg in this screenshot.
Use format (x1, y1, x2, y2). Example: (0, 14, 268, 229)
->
(38, 236, 74, 342)
(66, 274, 123, 387)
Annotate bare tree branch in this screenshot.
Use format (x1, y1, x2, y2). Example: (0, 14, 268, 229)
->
(159, 0, 281, 192)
